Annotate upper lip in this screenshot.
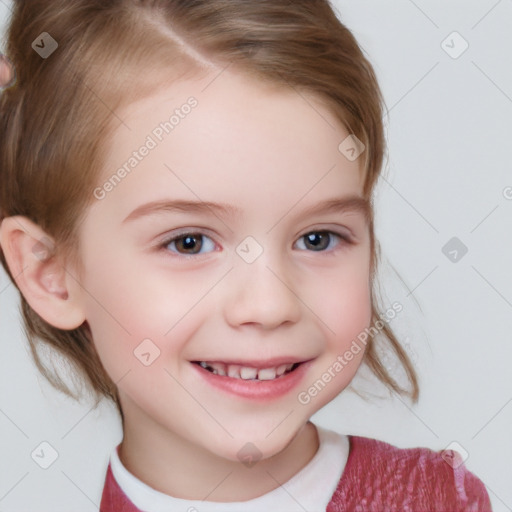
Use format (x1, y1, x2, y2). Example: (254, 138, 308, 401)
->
(191, 357, 312, 369)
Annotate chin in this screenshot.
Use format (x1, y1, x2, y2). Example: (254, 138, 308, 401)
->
(209, 424, 305, 465)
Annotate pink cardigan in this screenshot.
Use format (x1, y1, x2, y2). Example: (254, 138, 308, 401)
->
(100, 435, 492, 511)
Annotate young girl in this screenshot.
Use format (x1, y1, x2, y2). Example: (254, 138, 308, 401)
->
(0, 1, 493, 510)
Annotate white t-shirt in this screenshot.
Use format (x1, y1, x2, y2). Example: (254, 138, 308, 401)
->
(109, 423, 349, 511)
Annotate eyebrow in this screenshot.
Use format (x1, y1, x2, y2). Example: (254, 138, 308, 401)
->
(122, 195, 372, 225)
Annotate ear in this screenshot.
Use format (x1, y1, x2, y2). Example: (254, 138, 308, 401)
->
(0, 216, 86, 330)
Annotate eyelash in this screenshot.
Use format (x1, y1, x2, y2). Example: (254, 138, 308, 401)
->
(157, 229, 353, 259)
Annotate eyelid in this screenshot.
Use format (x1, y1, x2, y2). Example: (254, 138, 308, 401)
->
(302, 223, 354, 240)
(154, 226, 217, 245)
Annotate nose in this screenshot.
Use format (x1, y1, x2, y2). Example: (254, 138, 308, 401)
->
(223, 251, 301, 331)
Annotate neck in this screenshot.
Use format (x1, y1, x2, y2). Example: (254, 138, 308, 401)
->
(118, 408, 319, 502)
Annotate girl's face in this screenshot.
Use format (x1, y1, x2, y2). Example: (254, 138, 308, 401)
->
(75, 67, 372, 461)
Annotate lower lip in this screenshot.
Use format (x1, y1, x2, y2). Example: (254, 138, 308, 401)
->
(191, 360, 313, 401)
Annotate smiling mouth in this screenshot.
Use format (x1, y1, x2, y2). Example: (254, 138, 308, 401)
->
(191, 361, 301, 381)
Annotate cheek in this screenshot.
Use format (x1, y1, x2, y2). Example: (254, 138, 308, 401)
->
(77, 251, 160, 375)
(78, 249, 211, 379)
(297, 274, 371, 412)
(311, 252, 372, 342)
(324, 280, 372, 340)
(298, 255, 372, 403)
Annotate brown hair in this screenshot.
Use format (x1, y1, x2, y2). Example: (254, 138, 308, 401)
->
(0, 0, 419, 422)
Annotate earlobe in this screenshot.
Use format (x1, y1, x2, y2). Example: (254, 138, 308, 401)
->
(0, 216, 86, 330)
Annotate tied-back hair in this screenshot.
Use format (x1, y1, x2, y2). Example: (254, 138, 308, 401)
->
(0, 0, 419, 421)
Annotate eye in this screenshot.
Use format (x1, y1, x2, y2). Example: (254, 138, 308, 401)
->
(158, 228, 352, 259)
(161, 231, 216, 257)
(295, 230, 350, 252)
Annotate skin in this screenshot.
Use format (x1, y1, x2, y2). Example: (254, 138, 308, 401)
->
(0, 54, 14, 88)
(0, 67, 373, 501)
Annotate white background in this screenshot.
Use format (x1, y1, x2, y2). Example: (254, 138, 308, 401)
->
(1, 0, 511, 510)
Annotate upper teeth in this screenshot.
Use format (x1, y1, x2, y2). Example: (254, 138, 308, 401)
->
(198, 361, 295, 380)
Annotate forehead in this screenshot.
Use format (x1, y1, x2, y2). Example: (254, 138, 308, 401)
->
(91, 67, 365, 224)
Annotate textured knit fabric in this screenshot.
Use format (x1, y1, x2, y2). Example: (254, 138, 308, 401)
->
(325, 436, 492, 512)
(100, 433, 492, 512)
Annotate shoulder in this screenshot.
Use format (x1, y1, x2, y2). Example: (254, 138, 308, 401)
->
(327, 435, 492, 512)
(100, 463, 143, 512)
